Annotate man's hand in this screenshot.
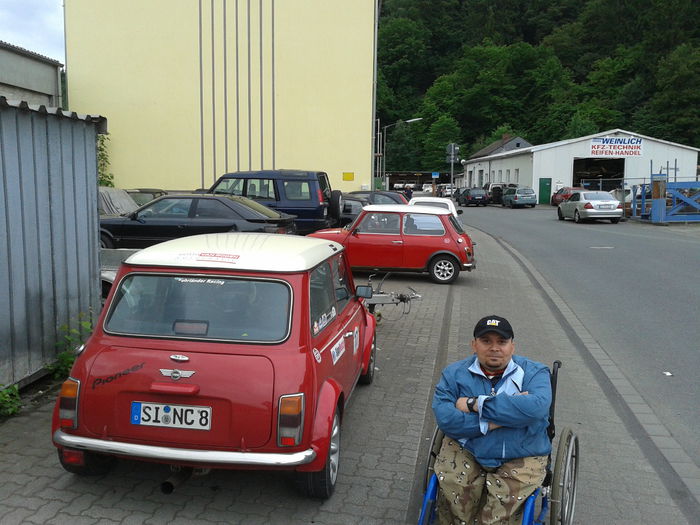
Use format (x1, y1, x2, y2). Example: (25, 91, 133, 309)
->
(455, 397, 472, 413)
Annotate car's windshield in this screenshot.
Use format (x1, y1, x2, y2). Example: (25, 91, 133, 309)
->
(584, 192, 614, 201)
(105, 274, 291, 342)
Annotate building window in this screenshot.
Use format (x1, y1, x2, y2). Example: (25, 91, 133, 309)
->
(506, 169, 511, 183)
(514, 169, 519, 183)
(498, 169, 502, 182)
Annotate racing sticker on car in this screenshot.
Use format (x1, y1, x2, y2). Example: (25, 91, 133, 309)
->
(353, 326, 360, 355)
(313, 307, 337, 335)
(313, 348, 322, 363)
(330, 338, 345, 365)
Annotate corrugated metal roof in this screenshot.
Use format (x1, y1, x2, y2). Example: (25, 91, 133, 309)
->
(0, 40, 63, 66)
(0, 96, 107, 133)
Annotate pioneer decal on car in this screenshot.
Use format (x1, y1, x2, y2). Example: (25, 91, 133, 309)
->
(92, 362, 145, 389)
(330, 338, 345, 365)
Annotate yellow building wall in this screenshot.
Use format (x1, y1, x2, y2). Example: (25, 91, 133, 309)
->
(64, 0, 377, 192)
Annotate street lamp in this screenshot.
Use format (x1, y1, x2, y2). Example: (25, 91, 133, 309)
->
(382, 117, 423, 190)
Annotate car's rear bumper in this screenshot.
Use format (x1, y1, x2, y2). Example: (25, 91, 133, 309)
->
(579, 209, 623, 219)
(53, 430, 316, 467)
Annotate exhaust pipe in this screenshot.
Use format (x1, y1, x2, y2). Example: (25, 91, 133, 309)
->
(160, 467, 193, 494)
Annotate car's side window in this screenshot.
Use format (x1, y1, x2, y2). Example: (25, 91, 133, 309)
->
(310, 262, 337, 336)
(141, 198, 192, 218)
(356, 212, 400, 234)
(213, 178, 244, 195)
(331, 255, 351, 313)
(246, 179, 275, 200)
(404, 213, 445, 236)
(194, 199, 238, 218)
(283, 181, 312, 201)
(374, 194, 395, 204)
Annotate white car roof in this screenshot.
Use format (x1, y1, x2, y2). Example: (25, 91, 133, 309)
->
(125, 233, 344, 272)
(363, 204, 451, 215)
(408, 196, 453, 205)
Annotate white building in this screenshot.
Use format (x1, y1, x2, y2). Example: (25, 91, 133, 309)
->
(460, 129, 700, 204)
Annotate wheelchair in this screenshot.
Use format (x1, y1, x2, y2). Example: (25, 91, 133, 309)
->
(418, 361, 579, 525)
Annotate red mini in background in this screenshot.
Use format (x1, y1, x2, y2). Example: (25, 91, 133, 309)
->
(308, 204, 476, 284)
(550, 186, 584, 206)
(52, 233, 376, 499)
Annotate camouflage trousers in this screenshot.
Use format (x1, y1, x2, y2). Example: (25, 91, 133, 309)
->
(434, 437, 547, 525)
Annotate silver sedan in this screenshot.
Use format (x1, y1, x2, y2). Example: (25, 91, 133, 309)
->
(557, 190, 623, 223)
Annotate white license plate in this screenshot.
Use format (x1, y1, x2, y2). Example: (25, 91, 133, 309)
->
(599, 204, 613, 209)
(130, 401, 212, 430)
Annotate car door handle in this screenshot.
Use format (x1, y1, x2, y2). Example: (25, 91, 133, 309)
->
(391, 240, 403, 244)
(344, 332, 353, 338)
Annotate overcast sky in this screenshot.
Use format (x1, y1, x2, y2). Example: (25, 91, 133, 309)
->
(0, 0, 65, 64)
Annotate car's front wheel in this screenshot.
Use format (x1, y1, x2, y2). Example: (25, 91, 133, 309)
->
(296, 412, 340, 499)
(358, 335, 376, 385)
(429, 255, 459, 284)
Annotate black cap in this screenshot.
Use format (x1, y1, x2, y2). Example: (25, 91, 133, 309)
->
(473, 315, 514, 340)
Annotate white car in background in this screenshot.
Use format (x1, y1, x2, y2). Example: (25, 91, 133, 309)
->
(408, 196, 463, 219)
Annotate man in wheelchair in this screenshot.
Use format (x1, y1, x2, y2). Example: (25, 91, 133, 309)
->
(432, 315, 552, 524)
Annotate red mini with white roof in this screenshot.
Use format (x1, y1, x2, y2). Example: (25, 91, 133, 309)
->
(52, 233, 376, 499)
(308, 204, 475, 284)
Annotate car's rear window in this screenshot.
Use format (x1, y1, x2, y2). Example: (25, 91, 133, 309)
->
(226, 196, 282, 218)
(105, 274, 291, 343)
(584, 192, 614, 201)
(470, 190, 486, 195)
(519, 189, 535, 194)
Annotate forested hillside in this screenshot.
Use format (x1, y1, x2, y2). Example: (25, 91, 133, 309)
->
(377, 0, 700, 171)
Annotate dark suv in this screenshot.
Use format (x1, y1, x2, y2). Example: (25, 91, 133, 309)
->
(208, 170, 342, 234)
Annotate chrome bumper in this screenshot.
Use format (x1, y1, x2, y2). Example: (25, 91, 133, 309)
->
(54, 430, 316, 467)
(462, 260, 476, 271)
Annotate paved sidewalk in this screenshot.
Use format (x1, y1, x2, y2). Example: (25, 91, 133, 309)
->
(0, 228, 693, 524)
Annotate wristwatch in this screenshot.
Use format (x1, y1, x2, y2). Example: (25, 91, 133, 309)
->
(466, 396, 477, 413)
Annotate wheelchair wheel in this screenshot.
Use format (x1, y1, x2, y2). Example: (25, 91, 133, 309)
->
(550, 427, 579, 525)
(424, 427, 445, 491)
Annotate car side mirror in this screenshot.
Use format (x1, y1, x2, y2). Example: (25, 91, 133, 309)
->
(457, 209, 463, 215)
(335, 287, 350, 301)
(355, 285, 373, 299)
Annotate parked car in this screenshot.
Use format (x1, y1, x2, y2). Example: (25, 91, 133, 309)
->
(557, 190, 623, 223)
(452, 188, 464, 201)
(550, 186, 584, 206)
(483, 183, 518, 204)
(98, 186, 140, 216)
(52, 233, 376, 499)
(339, 193, 369, 226)
(348, 190, 408, 205)
(208, 170, 342, 234)
(502, 187, 537, 208)
(408, 196, 463, 218)
(458, 188, 490, 207)
(125, 188, 168, 206)
(99, 194, 296, 248)
(421, 183, 434, 193)
(308, 204, 475, 284)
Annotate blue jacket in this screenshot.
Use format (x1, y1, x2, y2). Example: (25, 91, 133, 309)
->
(432, 355, 552, 467)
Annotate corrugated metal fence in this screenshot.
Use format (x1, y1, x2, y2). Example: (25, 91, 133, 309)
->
(0, 97, 106, 387)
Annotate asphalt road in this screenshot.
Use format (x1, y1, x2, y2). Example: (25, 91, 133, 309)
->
(458, 203, 700, 467)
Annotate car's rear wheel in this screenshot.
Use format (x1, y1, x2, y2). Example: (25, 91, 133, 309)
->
(574, 210, 582, 223)
(296, 412, 340, 499)
(510, 201, 515, 208)
(358, 335, 376, 385)
(100, 233, 114, 249)
(58, 449, 116, 476)
(557, 208, 564, 220)
(610, 217, 621, 224)
(429, 255, 459, 284)
(329, 190, 343, 223)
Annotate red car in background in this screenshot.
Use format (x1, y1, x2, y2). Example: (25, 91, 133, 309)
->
(550, 186, 585, 206)
(52, 233, 376, 499)
(308, 204, 475, 284)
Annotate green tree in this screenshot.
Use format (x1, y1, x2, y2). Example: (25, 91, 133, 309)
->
(421, 115, 462, 171)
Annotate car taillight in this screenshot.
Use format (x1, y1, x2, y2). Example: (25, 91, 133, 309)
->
(59, 378, 80, 429)
(514, 195, 518, 200)
(278, 393, 304, 447)
(583, 203, 593, 209)
(617, 203, 623, 209)
(317, 189, 325, 204)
